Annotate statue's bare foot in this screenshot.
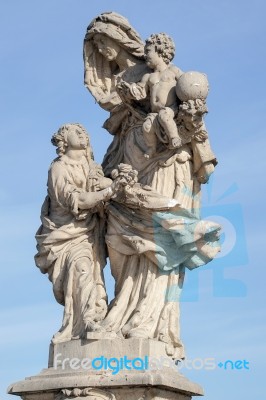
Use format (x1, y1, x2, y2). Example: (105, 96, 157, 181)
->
(84, 320, 106, 333)
(52, 330, 72, 344)
(84, 321, 118, 339)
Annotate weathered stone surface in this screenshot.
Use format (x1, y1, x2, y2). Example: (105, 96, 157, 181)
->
(8, 369, 203, 399)
(8, 339, 203, 398)
(48, 338, 171, 368)
(8, 10, 221, 400)
(34, 123, 115, 345)
(83, 11, 220, 359)
(8, 339, 203, 400)
(8, 369, 203, 396)
(11, 387, 196, 400)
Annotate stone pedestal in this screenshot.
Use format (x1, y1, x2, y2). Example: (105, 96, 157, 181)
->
(8, 339, 203, 400)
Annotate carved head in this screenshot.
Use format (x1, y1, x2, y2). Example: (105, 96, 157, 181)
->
(51, 123, 93, 159)
(93, 33, 121, 61)
(144, 33, 175, 65)
(85, 12, 144, 60)
(84, 12, 145, 110)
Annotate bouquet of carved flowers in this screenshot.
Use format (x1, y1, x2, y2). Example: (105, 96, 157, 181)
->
(111, 163, 138, 188)
(110, 163, 143, 205)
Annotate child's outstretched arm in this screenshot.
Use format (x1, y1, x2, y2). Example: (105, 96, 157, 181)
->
(116, 73, 150, 101)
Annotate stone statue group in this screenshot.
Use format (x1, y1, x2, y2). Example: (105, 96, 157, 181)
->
(35, 12, 220, 360)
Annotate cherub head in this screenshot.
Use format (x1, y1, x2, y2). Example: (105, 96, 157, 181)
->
(144, 33, 175, 68)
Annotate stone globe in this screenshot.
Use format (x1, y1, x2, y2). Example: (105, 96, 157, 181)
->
(176, 71, 209, 101)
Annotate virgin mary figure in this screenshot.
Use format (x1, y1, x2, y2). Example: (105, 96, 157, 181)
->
(84, 12, 220, 358)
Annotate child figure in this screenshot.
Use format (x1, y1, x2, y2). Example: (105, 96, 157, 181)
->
(117, 33, 183, 158)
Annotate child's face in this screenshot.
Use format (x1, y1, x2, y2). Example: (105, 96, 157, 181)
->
(144, 45, 162, 69)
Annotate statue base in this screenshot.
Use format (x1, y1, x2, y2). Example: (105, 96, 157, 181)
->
(8, 339, 204, 400)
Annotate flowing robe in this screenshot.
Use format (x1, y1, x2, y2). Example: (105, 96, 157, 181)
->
(102, 121, 218, 358)
(84, 12, 219, 358)
(35, 155, 107, 343)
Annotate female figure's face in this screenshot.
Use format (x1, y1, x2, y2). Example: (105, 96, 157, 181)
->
(93, 33, 120, 61)
(66, 127, 88, 150)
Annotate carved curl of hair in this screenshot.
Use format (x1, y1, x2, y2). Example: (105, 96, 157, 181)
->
(145, 33, 175, 64)
(51, 123, 93, 158)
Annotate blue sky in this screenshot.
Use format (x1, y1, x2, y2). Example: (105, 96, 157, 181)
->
(0, 1, 265, 399)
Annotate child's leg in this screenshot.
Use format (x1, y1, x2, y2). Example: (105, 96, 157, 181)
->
(158, 108, 182, 148)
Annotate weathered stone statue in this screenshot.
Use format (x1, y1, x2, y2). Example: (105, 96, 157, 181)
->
(84, 12, 220, 359)
(8, 11, 221, 400)
(117, 32, 184, 156)
(35, 123, 115, 344)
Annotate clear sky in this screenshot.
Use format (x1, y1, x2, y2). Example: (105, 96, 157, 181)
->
(0, 1, 265, 399)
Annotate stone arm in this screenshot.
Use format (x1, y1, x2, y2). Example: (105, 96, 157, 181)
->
(116, 73, 150, 102)
(169, 66, 183, 113)
(167, 66, 183, 114)
(171, 65, 183, 81)
(98, 91, 122, 112)
(48, 162, 115, 217)
(191, 130, 217, 184)
(78, 186, 113, 210)
(87, 162, 113, 192)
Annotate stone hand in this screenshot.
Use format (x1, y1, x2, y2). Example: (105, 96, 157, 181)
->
(110, 179, 125, 199)
(197, 162, 215, 183)
(87, 177, 100, 192)
(116, 80, 131, 95)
